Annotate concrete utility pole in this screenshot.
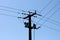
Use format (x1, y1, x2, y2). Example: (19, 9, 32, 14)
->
(23, 10, 41, 40)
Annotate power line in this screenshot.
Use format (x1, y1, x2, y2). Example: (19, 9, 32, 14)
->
(41, 8, 60, 26)
(0, 5, 35, 15)
(31, 2, 60, 27)
(49, 18, 60, 25)
(36, 2, 60, 25)
(34, 2, 59, 25)
(0, 0, 54, 16)
(47, 20, 60, 26)
(31, 4, 60, 32)
(32, 20, 60, 32)
(1, 5, 58, 24)
(35, 9, 60, 32)
(0, 9, 19, 14)
(0, 1, 59, 40)
(37, 0, 53, 13)
(35, 2, 60, 24)
(32, 2, 59, 24)
(0, 13, 23, 19)
(32, 8, 60, 31)
(0, 5, 20, 11)
(31, 0, 55, 25)
(40, 2, 59, 19)
(0, 13, 17, 18)
(0, 5, 28, 15)
(44, 25, 60, 32)
(0, 0, 53, 14)
(0, 5, 27, 12)
(37, 1, 60, 14)
(41, 4, 58, 18)
(42, 8, 59, 25)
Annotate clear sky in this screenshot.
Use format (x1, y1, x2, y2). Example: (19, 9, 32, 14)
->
(0, 0, 60, 40)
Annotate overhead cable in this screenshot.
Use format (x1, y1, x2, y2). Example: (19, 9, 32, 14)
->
(0, 9, 19, 14)
(41, 8, 60, 26)
(37, 0, 53, 13)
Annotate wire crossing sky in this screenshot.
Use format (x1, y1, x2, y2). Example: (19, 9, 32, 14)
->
(0, 0, 60, 40)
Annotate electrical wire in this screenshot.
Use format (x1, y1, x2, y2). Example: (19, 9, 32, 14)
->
(0, 9, 19, 14)
(32, 8, 59, 26)
(31, 0, 54, 25)
(32, 19, 60, 32)
(37, 0, 53, 13)
(30, 0, 53, 17)
(38, 2, 60, 23)
(44, 25, 60, 32)
(32, 1, 59, 24)
(34, 23, 60, 32)
(37, 1, 60, 14)
(33, 20, 60, 32)
(32, 8, 60, 32)
(49, 18, 60, 25)
(34, 2, 59, 26)
(0, 13, 17, 18)
(0, 13, 24, 20)
(0, 13, 24, 22)
(39, 2, 59, 19)
(0, 5, 27, 13)
(0, 5, 31, 16)
(41, 4, 58, 19)
(41, 8, 60, 32)
(41, 8, 60, 26)
(0, 5, 20, 11)
(34, 4, 60, 40)
(35, 2, 60, 25)
(0, 0, 54, 17)
(46, 20, 60, 26)
(0, 0, 53, 15)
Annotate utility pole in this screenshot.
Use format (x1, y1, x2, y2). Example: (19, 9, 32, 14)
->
(23, 10, 41, 40)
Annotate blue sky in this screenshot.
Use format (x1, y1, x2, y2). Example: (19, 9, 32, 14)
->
(0, 0, 60, 40)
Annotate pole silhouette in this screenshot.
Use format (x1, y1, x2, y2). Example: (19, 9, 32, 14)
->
(24, 10, 41, 40)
